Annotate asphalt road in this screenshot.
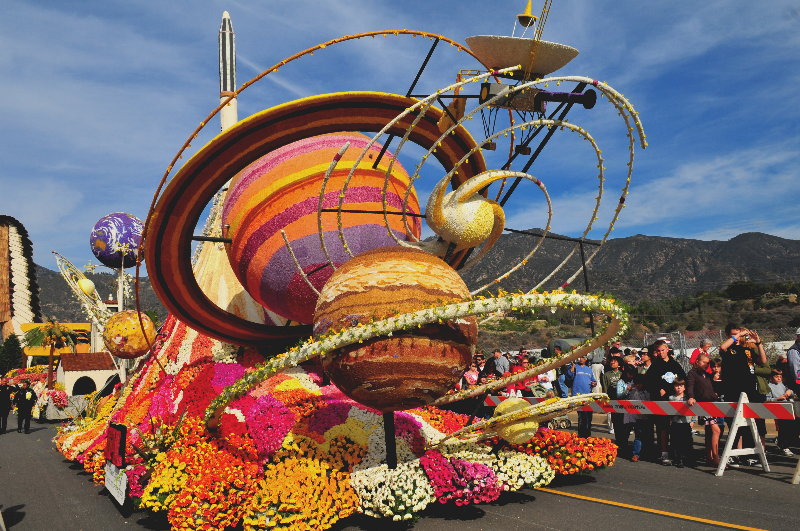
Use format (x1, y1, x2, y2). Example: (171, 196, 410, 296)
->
(2, 413, 799, 531)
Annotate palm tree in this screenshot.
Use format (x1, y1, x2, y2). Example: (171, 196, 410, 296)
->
(23, 318, 80, 389)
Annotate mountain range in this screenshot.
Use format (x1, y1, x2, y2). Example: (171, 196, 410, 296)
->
(460, 231, 800, 301)
(34, 232, 800, 323)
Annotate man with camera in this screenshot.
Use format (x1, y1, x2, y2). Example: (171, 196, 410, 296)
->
(719, 324, 767, 402)
(719, 323, 768, 465)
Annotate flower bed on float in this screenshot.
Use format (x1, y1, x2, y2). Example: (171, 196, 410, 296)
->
(54, 316, 617, 530)
(4, 366, 49, 384)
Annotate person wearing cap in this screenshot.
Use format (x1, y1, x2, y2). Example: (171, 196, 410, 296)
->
(787, 328, 800, 396)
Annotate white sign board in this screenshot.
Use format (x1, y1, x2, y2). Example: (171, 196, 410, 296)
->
(104, 461, 128, 506)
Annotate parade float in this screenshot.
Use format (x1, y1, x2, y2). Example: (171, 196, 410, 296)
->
(2, 215, 145, 418)
(54, 2, 644, 529)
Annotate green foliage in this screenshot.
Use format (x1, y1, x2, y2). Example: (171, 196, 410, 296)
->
(725, 280, 799, 300)
(22, 318, 80, 350)
(483, 318, 530, 332)
(143, 309, 162, 329)
(629, 280, 799, 332)
(0, 334, 24, 375)
(479, 280, 797, 349)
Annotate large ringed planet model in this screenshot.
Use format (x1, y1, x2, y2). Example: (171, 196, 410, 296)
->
(222, 132, 421, 325)
(144, 91, 487, 349)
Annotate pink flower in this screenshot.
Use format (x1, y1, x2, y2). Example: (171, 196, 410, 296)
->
(242, 394, 295, 461)
(211, 363, 245, 393)
(125, 464, 148, 498)
(420, 450, 502, 505)
(307, 400, 351, 435)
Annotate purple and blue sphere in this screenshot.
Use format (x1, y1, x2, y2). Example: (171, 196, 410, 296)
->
(90, 212, 144, 268)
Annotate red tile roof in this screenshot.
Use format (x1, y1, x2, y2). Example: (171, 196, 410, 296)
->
(60, 352, 116, 372)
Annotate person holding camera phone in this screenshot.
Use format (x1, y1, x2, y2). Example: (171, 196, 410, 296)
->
(719, 323, 768, 466)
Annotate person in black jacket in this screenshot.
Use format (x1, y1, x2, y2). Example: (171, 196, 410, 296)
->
(719, 323, 768, 462)
(645, 340, 686, 464)
(0, 378, 16, 433)
(719, 324, 766, 402)
(13, 380, 37, 434)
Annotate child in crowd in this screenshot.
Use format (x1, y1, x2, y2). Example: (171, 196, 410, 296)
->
(668, 378, 693, 467)
(766, 369, 796, 456)
(621, 374, 651, 462)
(603, 357, 623, 436)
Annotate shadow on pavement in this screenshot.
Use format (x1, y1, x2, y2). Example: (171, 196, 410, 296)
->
(550, 473, 597, 487)
(1, 504, 26, 528)
(135, 511, 170, 530)
(333, 501, 490, 529)
(488, 490, 535, 506)
(331, 512, 416, 530)
(423, 502, 486, 521)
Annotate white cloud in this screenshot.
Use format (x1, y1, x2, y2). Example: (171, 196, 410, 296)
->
(237, 53, 313, 99)
(514, 143, 800, 240)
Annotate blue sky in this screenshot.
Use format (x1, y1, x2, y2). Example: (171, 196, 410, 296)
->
(1, 0, 798, 273)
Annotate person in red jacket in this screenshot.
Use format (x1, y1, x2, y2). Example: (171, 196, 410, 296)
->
(689, 339, 713, 373)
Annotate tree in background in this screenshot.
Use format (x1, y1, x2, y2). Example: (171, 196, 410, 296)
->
(23, 319, 79, 389)
(0, 333, 24, 376)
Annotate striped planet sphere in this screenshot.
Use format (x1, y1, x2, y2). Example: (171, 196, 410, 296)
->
(222, 132, 421, 325)
(314, 246, 477, 412)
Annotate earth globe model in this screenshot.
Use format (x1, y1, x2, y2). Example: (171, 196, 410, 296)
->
(221, 132, 421, 325)
(102, 310, 156, 359)
(313, 246, 477, 412)
(89, 212, 144, 269)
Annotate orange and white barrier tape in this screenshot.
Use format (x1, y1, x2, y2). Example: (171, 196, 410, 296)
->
(483, 396, 795, 420)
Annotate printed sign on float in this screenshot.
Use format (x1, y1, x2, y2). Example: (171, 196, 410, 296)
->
(104, 461, 127, 506)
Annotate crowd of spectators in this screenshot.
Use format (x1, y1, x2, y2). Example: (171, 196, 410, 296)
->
(455, 325, 800, 468)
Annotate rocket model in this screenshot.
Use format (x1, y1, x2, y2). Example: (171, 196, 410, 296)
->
(219, 11, 238, 131)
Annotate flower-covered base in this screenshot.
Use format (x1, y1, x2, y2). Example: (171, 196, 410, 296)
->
(53, 316, 616, 530)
